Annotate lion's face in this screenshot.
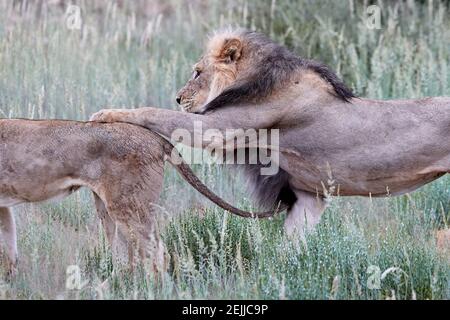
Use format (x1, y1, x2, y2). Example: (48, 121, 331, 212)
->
(175, 57, 213, 113)
(176, 34, 243, 113)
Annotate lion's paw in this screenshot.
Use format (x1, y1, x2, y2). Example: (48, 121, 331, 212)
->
(89, 109, 128, 122)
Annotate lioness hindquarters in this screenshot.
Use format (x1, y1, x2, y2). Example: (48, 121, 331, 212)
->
(89, 125, 168, 272)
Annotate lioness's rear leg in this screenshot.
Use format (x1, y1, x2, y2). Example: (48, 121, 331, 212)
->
(93, 193, 120, 259)
(0, 207, 18, 276)
(284, 190, 326, 241)
(105, 201, 166, 273)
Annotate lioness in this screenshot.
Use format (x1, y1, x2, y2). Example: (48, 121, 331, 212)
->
(0, 119, 274, 276)
(91, 29, 450, 239)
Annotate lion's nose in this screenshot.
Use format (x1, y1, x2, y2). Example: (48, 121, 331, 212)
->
(176, 96, 182, 105)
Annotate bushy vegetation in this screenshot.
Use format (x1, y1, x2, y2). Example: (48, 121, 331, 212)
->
(0, 0, 448, 299)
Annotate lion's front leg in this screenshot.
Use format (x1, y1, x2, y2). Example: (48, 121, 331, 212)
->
(90, 105, 278, 149)
(90, 107, 192, 138)
(90, 107, 230, 145)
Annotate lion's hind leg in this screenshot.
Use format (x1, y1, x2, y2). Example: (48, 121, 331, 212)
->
(0, 207, 18, 277)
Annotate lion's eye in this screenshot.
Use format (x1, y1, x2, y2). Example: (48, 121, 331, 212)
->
(193, 70, 201, 80)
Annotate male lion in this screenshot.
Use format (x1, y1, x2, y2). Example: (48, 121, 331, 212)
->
(0, 119, 274, 276)
(91, 29, 450, 239)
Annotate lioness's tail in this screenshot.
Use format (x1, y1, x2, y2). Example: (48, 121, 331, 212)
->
(162, 142, 282, 219)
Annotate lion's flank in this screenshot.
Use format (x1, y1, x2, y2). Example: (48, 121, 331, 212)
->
(200, 30, 355, 114)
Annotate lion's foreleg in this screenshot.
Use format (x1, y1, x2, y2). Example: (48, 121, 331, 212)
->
(90, 106, 274, 149)
(90, 107, 226, 142)
(0, 207, 18, 276)
(284, 190, 326, 242)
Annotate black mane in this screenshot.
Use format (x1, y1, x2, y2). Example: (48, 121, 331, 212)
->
(305, 59, 355, 102)
(200, 31, 355, 114)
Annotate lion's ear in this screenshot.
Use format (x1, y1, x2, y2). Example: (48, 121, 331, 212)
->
(219, 38, 242, 63)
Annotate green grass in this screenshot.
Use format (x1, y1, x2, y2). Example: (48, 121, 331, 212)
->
(0, 0, 449, 299)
